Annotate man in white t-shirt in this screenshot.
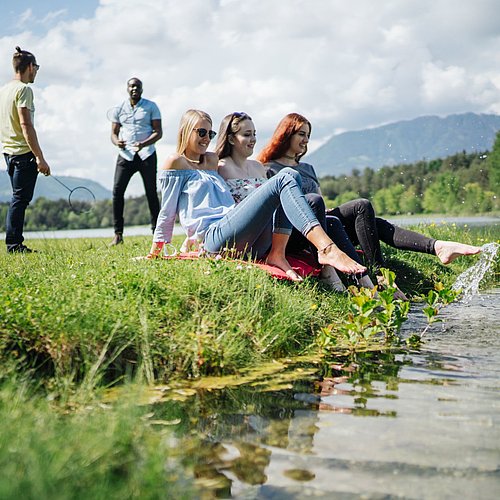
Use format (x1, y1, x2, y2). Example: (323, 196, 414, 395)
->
(0, 46, 50, 253)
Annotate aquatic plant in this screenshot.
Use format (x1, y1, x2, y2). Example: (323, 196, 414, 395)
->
(419, 282, 462, 337)
(317, 269, 410, 351)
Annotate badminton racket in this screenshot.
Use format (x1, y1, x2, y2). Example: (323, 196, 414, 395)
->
(51, 176, 96, 214)
(106, 105, 135, 126)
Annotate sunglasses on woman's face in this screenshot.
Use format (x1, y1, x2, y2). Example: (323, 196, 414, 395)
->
(194, 128, 217, 140)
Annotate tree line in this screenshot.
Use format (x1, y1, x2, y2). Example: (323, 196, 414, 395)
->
(320, 131, 500, 215)
(0, 196, 152, 232)
(1, 133, 499, 231)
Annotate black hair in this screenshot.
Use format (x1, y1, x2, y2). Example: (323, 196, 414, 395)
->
(13, 46, 36, 74)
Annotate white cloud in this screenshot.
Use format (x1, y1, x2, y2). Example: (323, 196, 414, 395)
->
(41, 9, 67, 25)
(18, 9, 34, 27)
(1, 0, 499, 194)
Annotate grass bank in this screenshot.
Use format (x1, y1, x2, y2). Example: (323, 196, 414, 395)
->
(0, 224, 498, 390)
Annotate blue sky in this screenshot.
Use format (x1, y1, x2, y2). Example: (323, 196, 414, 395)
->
(1, 1, 99, 36)
(1, 0, 499, 194)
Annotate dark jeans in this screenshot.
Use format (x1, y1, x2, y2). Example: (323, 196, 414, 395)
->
(4, 152, 38, 251)
(287, 193, 363, 266)
(112, 152, 160, 234)
(327, 199, 437, 268)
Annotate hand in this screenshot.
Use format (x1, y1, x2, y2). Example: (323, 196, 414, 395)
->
(149, 241, 164, 257)
(117, 140, 127, 149)
(131, 142, 143, 152)
(36, 158, 51, 176)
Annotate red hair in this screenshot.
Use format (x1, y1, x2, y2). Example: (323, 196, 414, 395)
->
(257, 113, 312, 164)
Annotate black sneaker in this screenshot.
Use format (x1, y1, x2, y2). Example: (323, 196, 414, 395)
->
(110, 233, 124, 246)
(8, 244, 37, 254)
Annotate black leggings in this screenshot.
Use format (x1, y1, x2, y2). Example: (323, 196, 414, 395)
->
(327, 198, 437, 268)
(286, 193, 364, 266)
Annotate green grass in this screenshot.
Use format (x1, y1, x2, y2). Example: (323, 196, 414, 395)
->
(1, 225, 498, 388)
(0, 235, 347, 387)
(0, 371, 196, 499)
(0, 224, 498, 498)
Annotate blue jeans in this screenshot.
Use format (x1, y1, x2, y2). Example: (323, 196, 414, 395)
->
(4, 152, 39, 251)
(204, 168, 320, 259)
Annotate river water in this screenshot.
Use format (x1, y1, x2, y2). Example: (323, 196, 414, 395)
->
(149, 287, 499, 499)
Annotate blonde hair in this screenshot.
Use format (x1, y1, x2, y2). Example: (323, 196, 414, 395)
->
(177, 109, 213, 155)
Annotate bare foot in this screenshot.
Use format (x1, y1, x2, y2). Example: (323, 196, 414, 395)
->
(266, 254, 303, 282)
(435, 240, 482, 265)
(318, 244, 366, 275)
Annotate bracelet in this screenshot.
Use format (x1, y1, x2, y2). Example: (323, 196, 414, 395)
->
(318, 242, 335, 254)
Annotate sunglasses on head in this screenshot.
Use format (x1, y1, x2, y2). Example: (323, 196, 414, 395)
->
(194, 128, 216, 140)
(230, 112, 250, 123)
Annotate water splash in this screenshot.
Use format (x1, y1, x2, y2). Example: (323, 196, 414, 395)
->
(452, 242, 499, 299)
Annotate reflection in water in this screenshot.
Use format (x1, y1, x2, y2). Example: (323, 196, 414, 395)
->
(146, 290, 500, 498)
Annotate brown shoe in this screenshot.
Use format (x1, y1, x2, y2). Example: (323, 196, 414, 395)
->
(110, 232, 123, 246)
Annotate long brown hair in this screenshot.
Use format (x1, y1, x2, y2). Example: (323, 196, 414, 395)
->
(215, 112, 252, 159)
(257, 113, 311, 164)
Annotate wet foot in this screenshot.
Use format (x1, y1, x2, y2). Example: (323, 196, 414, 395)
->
(318, 244, 366, 275)
(266, 254, 303, 282)
(435, 240, 482, 265)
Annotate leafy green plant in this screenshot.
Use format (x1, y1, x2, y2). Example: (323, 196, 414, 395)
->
(317, 269, 410, 351)
(420, 282, 461, 337)
(406, 282, 461, 347)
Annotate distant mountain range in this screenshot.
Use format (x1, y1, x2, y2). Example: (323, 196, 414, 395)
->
(0, 173, 111, 203)
(2, 112, 499, 201)
(307, 112, 500, 177)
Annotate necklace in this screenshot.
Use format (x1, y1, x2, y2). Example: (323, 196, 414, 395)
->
(279, 154, 298, 165)
(181, 153, 201, 164)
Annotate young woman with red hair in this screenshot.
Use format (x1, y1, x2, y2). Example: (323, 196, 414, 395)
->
(257, 113, 481, 297)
